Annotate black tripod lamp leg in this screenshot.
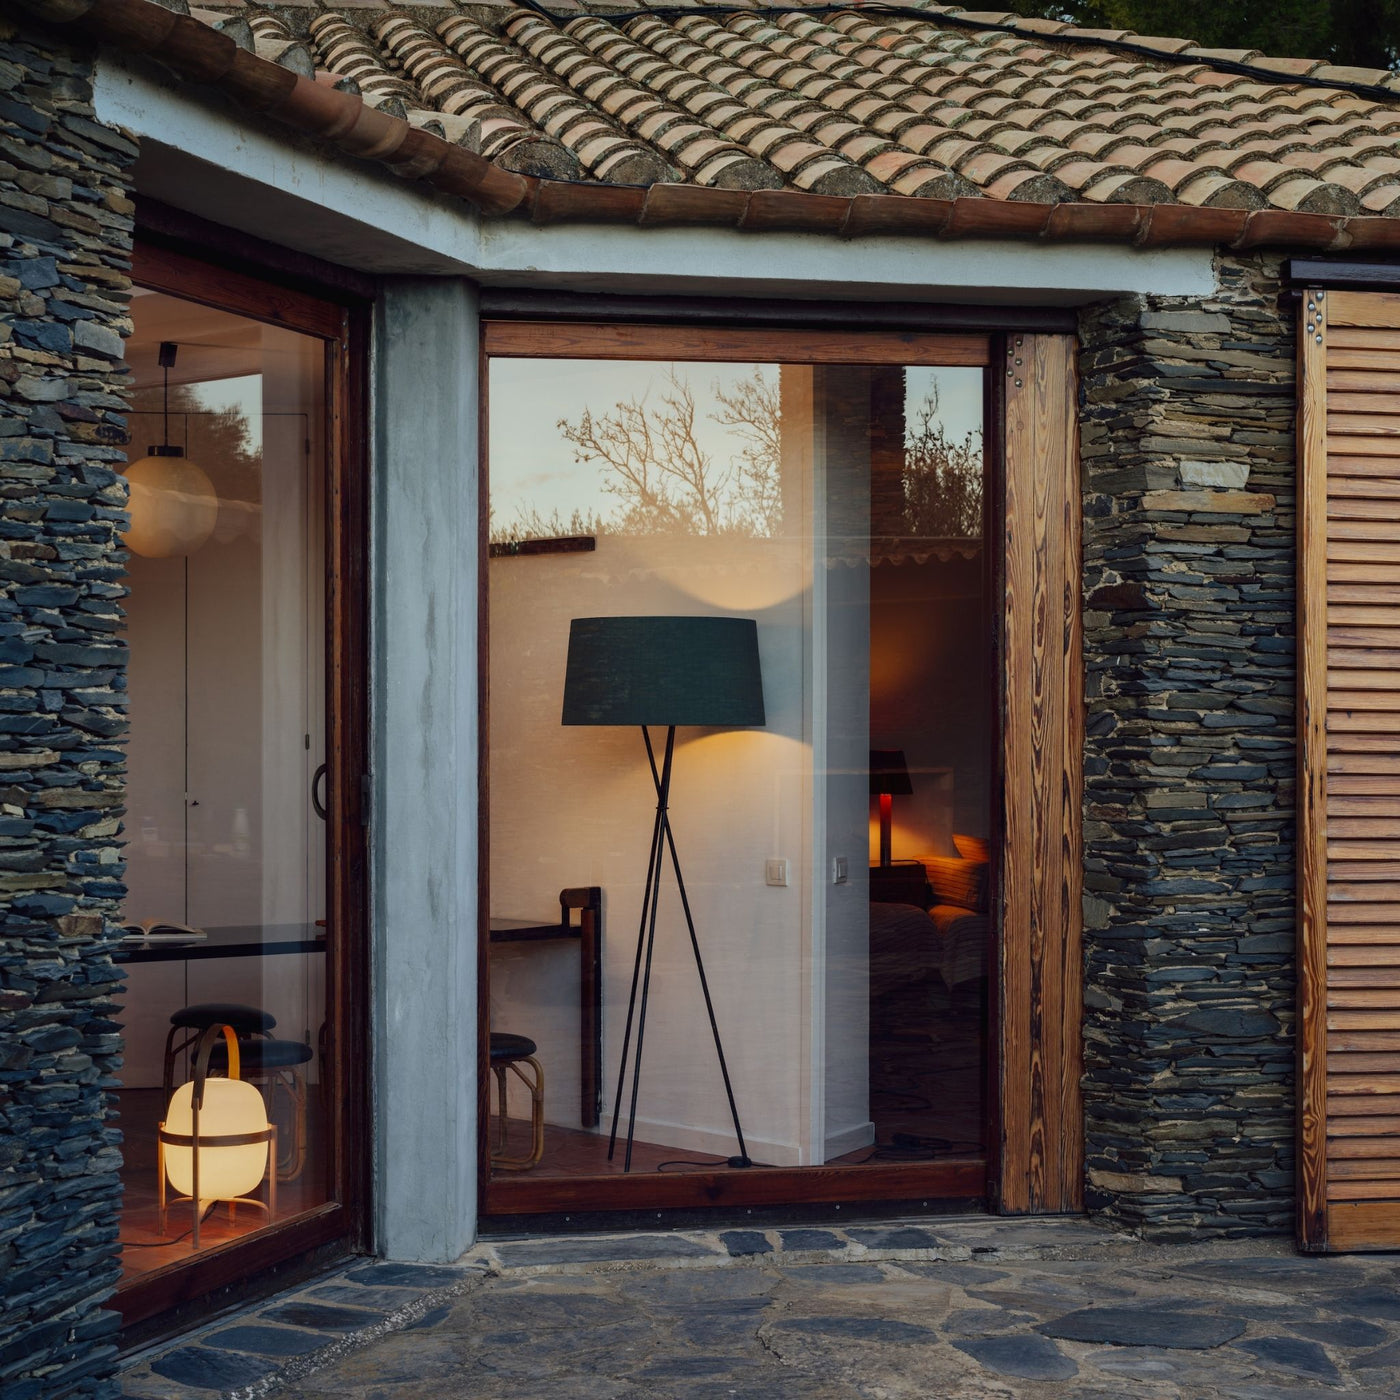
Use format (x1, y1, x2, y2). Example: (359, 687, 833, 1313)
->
(607, 727, 667, 1162)
(659, 813, 751, 1167)
(622, 726, 675, 1171)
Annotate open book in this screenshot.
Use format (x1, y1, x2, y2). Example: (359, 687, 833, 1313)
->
(120, 919, 206, 943)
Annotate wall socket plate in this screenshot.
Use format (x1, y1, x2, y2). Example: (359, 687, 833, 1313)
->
(764, 858, 789, 887)
(832, 856, 849, 885)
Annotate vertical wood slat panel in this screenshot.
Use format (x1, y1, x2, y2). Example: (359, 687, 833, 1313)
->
(1298, 292, 1331, 1249)
(1301, 289, 1400, 1251)
(1000, 334, 1084, 1214)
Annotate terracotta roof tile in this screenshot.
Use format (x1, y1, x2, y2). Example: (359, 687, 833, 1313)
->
(55, 0, 1400, 243)
(1361, 185, 1400, 215)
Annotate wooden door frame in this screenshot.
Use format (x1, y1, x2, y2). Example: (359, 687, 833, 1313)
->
(477, 315, 1084, 1223)
(998, 333, 1084, 1215)
(116, 238, 372, 1329)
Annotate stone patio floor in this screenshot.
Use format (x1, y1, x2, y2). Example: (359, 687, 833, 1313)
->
(120, 1215, 1400, 1400)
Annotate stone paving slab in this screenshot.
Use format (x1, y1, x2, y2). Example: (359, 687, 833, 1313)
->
(469, 1212, 1136, 1275)
(120, 1217, 1400, 1400)
(118, 1261, 486, 1400)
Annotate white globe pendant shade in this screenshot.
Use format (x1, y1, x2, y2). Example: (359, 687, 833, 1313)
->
(163, 1075, 270, 1202)
(123, 448, 218, 559)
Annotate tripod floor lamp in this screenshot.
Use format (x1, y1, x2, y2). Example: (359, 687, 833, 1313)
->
(562, 615, 766, 1172)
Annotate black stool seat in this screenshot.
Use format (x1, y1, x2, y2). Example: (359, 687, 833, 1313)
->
(171, 1002, 276, 1034)
(209, 1038, 313, 1072)
(490, 1032, 538, 1064)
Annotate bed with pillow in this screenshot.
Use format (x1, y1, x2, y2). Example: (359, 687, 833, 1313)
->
(868, 836, 990, 994)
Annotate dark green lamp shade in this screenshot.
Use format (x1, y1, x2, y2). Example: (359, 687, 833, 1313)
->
(562, 616, 765, 728)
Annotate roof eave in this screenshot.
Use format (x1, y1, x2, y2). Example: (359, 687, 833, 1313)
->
(21, 0, 1400, 255)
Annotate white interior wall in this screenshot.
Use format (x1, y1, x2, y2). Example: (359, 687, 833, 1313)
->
(489, 531, 810, 1163)
(118, 323, 325, 1088)
(123, 550, 186, 926)
(490, 366, 894, 1166)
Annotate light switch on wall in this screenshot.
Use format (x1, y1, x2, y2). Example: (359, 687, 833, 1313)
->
(832, 856, 848, 885)
(764, 858, 789, 887)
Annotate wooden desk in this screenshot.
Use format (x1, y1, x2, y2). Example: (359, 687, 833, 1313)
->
(489, 887, 602, 1128)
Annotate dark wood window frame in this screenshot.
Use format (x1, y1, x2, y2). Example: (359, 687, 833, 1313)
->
(479, 316, 1084, 1224)
(117, 239, 372, 1331)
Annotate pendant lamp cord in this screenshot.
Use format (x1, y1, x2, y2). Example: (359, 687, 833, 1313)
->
(158, 341, 177, 449)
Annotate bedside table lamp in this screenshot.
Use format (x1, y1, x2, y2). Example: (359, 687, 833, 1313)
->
(563, 615, 765, 1172)
(870, 749, 913, 868)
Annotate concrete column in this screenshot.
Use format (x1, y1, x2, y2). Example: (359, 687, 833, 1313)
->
(372, 278, 480, 1261)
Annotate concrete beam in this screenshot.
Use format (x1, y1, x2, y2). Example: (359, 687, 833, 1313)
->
(95, 58, 1217, 304)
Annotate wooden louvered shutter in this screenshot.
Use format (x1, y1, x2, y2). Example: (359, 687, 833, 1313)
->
(1299, 289, 1400, 1251)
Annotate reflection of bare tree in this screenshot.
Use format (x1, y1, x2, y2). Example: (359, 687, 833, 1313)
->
(493, 368, 980, 545)
(556, 369, 781, 537)
(711, 369, 781, 537)
(902, 390, 983, 539)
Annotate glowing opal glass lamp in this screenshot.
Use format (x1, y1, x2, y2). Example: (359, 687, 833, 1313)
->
(158, 1024, 275, 1248)
(123, 341, 218, 559)
(562, 615, 765, 1173)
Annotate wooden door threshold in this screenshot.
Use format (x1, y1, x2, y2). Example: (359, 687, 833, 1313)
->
(485, 1158, 985, 1216)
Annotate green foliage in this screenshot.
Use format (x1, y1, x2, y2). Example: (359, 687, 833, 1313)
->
(1002, 0, 1398, 70)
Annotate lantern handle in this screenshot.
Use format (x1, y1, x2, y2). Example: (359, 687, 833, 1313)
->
(189, 1022, 241, 1111)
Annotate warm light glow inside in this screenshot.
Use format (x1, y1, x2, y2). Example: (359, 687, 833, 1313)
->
(163, 1077, 269, 1201)
(123, 453, 218, 558)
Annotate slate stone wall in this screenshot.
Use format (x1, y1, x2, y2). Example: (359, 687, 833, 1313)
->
(1079, 255, 1297, 1237)
(0, 14, 133, 1398)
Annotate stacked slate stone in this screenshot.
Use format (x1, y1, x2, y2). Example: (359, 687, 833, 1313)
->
(1078, 255, 1296, 1238)
(0, 14, 134, 1400)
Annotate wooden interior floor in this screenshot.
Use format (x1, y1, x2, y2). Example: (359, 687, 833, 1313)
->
(491, 975, 987, 1182)
(118, 1086, 327, 1281)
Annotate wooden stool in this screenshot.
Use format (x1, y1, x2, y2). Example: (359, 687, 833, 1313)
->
(490, 1032, 544, 1171)
(208, 1036, 313, 1183)
(163, 1002, 275, 1108)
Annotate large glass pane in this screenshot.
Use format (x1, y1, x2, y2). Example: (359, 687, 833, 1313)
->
(487, 352, 988, 1185)
(116, 292, 329, 1277)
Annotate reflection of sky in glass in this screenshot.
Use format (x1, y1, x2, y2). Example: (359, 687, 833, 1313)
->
(489, 360, 982, 534)
(905, 367, 981, 444)
(128, 373, 264, 459)
(193, 374, 263, 458)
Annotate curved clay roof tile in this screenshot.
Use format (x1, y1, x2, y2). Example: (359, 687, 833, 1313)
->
(23, 0, 1400, 250)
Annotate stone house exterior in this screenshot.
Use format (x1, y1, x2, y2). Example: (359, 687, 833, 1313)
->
(1, 0, 1399, 1393)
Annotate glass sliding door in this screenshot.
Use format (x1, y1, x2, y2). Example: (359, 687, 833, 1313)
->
(115, 251, 366, 1323)
(483, 326, 992, 1213)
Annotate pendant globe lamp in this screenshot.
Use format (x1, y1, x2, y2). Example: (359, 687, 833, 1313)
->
(123, 341, 218, 559)
(562, 615, 765, 1172)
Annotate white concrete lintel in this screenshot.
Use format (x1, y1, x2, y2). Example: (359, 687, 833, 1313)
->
(95, 58, 1217, 304)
